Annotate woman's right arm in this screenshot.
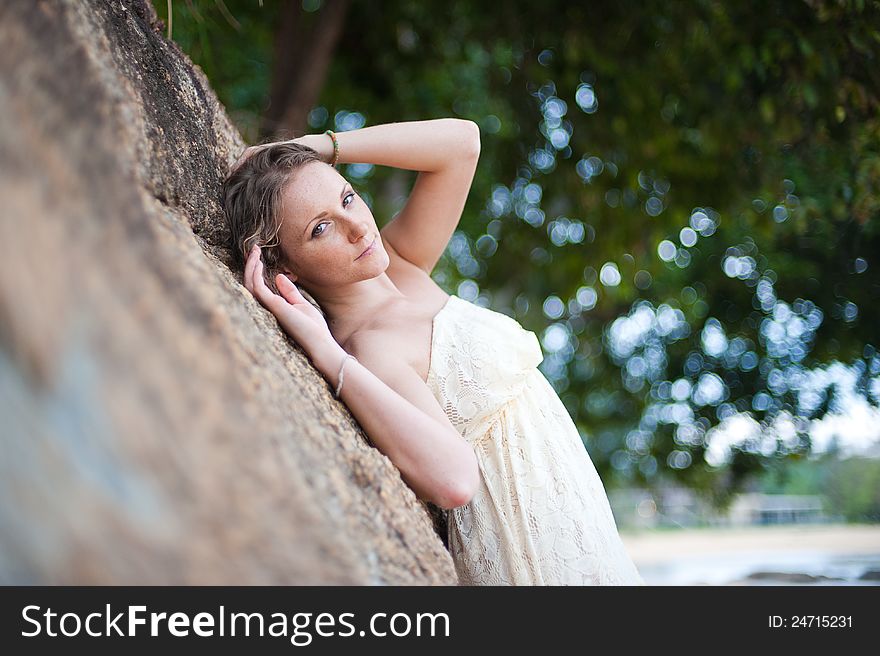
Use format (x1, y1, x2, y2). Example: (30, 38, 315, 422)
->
(243, 246, 479, 510)
(311, 338, 480, 511)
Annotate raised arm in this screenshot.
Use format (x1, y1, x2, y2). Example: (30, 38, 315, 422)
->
(295, 118, 481, 274)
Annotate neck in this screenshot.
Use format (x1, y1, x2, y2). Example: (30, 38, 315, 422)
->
(307, 274, 406, 340)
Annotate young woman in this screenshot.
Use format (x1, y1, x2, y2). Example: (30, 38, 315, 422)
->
(222, 118, 645, 585)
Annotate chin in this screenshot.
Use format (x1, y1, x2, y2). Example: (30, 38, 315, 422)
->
(365, 250, 390, 276)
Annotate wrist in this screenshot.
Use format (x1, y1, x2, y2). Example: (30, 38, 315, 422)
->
(323, 129, 340, 167)
(311, 341, 349, 379)
(293, 134, 335, 165)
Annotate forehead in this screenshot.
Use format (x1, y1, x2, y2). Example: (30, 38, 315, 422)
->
(281, 161, 344, 223)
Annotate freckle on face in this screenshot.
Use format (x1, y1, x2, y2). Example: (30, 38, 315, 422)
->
(277, 166, 358, 273)
(282, 163, 350, 238)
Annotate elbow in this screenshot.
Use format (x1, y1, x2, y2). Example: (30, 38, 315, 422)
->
(438, 449, 480, 510)
(459, 119, 481, 159)
(438, 485, 475, 511)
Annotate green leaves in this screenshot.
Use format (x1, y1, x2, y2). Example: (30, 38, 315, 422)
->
(154, 0, 880, 499)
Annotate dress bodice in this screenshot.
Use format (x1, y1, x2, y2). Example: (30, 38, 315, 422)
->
(426, 295, 544, 442)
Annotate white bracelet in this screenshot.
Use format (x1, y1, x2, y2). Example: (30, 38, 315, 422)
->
(334, 354, 357, 398)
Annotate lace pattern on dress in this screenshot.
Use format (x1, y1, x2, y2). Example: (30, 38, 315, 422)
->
(425, 295, 645, 586)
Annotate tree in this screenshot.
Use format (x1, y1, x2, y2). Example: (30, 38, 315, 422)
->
(155, 0, 880, 504)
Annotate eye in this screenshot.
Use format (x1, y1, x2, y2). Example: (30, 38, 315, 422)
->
(311, 192, 356, 238)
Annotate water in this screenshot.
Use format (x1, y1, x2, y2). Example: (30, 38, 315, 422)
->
(638, 550, 880, 586)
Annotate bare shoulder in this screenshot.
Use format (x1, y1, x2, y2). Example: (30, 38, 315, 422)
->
(347, 329, 418, 384)
(347, 330, 452, 429)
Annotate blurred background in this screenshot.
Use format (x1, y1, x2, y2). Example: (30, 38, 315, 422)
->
(153, 0, 880, 584)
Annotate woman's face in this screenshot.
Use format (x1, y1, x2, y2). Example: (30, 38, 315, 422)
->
(275, 161, 389, 292)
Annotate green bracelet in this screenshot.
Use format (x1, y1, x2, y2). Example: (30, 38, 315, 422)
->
(324, 129, 340, 168)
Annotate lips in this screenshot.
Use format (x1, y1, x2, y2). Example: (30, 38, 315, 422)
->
(356, 236, 376, 260)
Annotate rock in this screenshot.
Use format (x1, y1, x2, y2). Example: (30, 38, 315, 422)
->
(0, 0, 455, 584)
(744, 571, 845, 583)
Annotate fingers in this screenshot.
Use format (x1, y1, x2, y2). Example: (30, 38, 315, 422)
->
(239, 144, 266, 165)
(243, 244, 260, 293)
(251, 257, 287, 314)
(231, 146, 257, 174)
(276, 273, 306, 305)
(243, 249, 253, 293)
(251, 255, 268, 299)
(246, 247, 266, 300)
(243, 246, 292, 319)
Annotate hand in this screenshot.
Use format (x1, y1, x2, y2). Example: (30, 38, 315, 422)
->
(231, 134, 335, 173)
(243, 245, 339, 362)
(290, 133, 335, 164)
(230, 143, 268, 173)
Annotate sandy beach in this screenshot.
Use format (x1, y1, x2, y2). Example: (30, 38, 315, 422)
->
(620, 523, 880, 563)
(618, 523, 880, 585)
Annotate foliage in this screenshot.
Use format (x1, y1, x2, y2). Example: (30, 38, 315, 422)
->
(760, 453, 880, 521)
(153, 0, 880, 503)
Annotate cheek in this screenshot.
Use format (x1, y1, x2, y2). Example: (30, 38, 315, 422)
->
(302, 236, 347, 267)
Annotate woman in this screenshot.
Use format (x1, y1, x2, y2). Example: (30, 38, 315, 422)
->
(222, 118, 644, 585)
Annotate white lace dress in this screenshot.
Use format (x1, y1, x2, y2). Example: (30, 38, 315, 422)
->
(426, 294, 645, 585)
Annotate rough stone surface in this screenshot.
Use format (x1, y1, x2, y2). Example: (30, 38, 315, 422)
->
(0, 0, 456, 585)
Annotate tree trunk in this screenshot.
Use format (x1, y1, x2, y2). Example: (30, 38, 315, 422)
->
(260, 0, 350, 138)
(0, 0, 455, 585)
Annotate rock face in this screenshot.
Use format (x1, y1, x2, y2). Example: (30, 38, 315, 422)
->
(0, 0, 455, 584)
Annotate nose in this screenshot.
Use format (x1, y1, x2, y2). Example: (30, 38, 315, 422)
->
(347, 216, 371, 242)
